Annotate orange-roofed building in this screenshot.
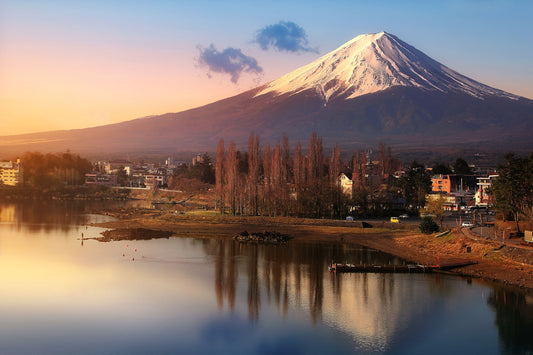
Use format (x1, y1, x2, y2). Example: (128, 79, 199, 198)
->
(432, 174, 452, 193)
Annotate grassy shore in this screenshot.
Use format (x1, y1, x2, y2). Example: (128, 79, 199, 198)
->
(92, 206, 533, 291)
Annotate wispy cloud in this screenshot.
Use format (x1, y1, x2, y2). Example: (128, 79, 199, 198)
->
(197, 44, 263, 83)
(254, 21, 318, 53)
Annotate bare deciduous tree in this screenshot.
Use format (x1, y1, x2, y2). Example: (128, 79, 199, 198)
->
(225, 142, 238, 215)
(248, 133, 260, 216)
(215, 139, 225, 214)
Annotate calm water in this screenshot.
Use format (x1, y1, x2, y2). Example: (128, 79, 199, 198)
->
(0, 201, 532, 354)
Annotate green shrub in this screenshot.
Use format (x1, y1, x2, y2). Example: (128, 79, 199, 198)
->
(419, 216, 439, 234)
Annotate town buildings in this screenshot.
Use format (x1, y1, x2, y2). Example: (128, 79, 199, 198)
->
(86, 155, 198, 189)
(428, 170, 499, 211)
(84, 173, 118, 186)
(0, 159, 23, 186)
(429, 174, 472, 211)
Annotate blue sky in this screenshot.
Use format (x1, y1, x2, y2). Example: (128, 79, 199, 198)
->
(1, 0, 531, 135)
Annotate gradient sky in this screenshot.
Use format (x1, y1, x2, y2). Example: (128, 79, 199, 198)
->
(1, 0, 532, 136)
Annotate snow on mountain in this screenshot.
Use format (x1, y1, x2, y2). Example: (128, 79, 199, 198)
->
(256, 31, 519, 103)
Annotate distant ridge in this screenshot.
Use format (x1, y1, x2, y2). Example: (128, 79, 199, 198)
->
(1, 32, 531, 158)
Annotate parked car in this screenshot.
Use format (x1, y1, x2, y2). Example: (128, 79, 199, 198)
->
(390, 217, 400, 223)
(346, 216, 354, 221)
(462, 222, 474, 227)
(399, 214, 409, 219)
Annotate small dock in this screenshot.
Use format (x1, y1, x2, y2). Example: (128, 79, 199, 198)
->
(329, 259, 476, 273)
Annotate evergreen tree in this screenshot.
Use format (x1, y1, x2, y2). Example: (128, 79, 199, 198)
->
(490, 153, 533, 233)
(419, 216, 439, 233)
(453, 158, 472, 175)
(398, 161, 432, 211)
(432, 163, 452, 175)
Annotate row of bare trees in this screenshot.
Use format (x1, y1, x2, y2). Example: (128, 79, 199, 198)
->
(215, 133, 401, 218)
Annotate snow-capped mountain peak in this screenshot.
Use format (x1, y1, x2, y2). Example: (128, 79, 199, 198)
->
(256, 31, 518, 103)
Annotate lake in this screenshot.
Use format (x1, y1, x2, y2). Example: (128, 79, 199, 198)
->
(0, 201, 532, 354)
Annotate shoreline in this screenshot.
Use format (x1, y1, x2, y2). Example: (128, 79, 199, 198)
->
(92, 207, 533, 291)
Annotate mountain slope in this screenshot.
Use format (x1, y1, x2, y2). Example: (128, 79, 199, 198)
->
(0, 32, 531, 157)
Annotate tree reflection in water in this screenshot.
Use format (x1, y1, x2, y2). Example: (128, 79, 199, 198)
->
(487, 285, 533, 353)
(209, 238, 403, 323)
(0, 200, 130, 233)
(247, 244, 260, 322)
(3, 200, 532, 353)
(207, 237, 533, 352)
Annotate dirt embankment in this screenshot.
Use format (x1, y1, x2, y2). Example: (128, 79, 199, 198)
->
(93, 207, 533, 291)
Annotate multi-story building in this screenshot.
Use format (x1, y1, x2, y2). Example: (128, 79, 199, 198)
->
(0, 159, 23, 186)
(431, 175, 452, 193)
(475, 173, 499, 207)
(145, 174, 166, 189)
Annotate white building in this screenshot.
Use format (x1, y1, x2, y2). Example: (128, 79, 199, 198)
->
(475, 173, 498, 207)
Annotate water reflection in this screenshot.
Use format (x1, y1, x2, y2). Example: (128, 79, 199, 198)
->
(488, 286, 533, 353)
(0, 200, 132, 232)
(208, 239, 406, 322)
(204, 238, 533, 353)
(1, 200, 533, 353)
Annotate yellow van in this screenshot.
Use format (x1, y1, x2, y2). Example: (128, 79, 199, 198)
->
(390, 217, 400, 223)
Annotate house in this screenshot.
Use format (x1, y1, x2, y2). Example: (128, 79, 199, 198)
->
(85, 173, 117, 187)
(104, 160, 133, 175)
(338, 173, 354, 198)
(129, 168, 148, 187)
(0, 159, 23, 186)
(145, 174, 166, 189)
(475, 173, 498, 207)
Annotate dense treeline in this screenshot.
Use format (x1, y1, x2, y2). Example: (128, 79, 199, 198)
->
(20, 151, 93, 189)
(215, 133, 413, 218)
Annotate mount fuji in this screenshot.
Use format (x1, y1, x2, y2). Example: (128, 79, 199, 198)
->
(257, 32, 518, 102)
(1, 32, 532, 157)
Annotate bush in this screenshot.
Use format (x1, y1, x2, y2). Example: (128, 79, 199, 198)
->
(419, 216, 439, 234)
